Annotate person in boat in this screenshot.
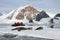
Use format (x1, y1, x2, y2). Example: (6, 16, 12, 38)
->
(12, 22, 25, 26)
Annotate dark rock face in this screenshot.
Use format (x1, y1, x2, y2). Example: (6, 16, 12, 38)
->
(49, 19, 54, 28)
(16, 13, 24, 20)
(54, 17, 59, 20)
(35, 27, 43, 30)
(36, 11, 49, 21)
(7, 9, 16, 20)
(29, 19, 33, 23)
(50, 25, 54, 28)
(12, 27, 32, 31)
(54, 13, 60, 17)
(7, 13, 14, 20)
(49, 19, 54, 23)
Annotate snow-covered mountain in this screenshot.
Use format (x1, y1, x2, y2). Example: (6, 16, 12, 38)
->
(0, 5, 57, 24)
(54, 13, 60, 18)
(6, 5, 40, 20)
(36, 10, 49, 21)
(0, 5, 60, 40)
(1, 5, 51, 23)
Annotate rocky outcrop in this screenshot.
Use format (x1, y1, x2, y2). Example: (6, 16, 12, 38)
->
(16, 12, 24, 20)
(54, 13, 60, 17)
(7, 10, 16, 20)
(29, 19, 33, 23)
(12, 27, 32, 31)
(35, 27, 43, 30)
(16, 5, 39, 20)
(36, 10, 49, 21)
(7, 13, 14, 20)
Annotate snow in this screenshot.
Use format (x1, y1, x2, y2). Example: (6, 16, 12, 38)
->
(0, 18, 60, 40)
(0, 26, 60, 40)
(46, 12, 56, 18)
(0, 5, 41, 21)
(0, 5, 60, 40)
(0, 17, 60, 40)
(0, 5, 54, 24)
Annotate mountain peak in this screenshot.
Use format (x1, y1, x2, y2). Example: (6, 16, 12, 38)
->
(6, 5, 40, 20)
(16, 5, 40, 20)
(23, 4, 33, 7)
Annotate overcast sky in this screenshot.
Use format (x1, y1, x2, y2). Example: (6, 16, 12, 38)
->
(0, 0, 60, 14)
